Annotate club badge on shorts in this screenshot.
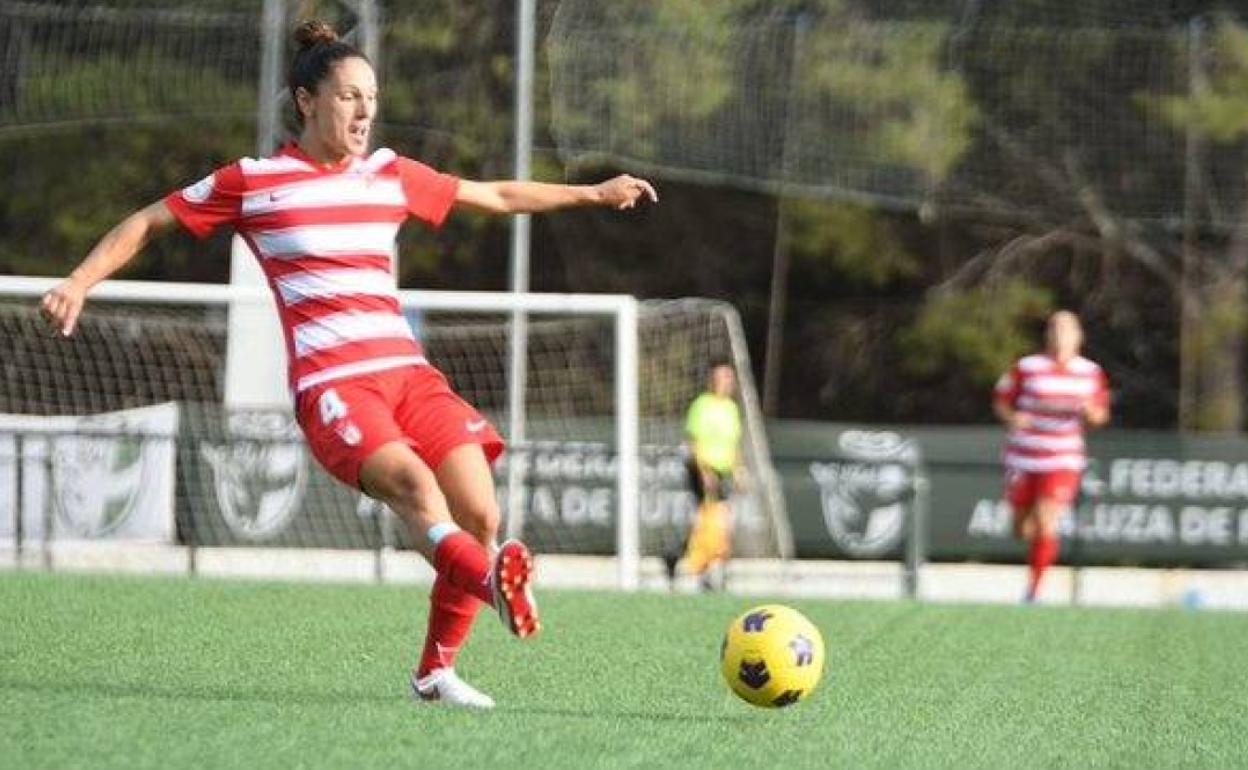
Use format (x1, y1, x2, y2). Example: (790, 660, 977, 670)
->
(319, 388, 362, 446)
(335, 421, 362, 446)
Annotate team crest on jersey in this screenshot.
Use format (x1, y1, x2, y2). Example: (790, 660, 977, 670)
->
(182, 173, 215, 204)
(809, 430, 920, 557)
(50, 413, 152, 537)
(200, 410, 307, 540)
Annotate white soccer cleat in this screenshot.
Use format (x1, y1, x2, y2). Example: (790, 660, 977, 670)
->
(492, 539, 540, 638)
(410, 668, 496, 710)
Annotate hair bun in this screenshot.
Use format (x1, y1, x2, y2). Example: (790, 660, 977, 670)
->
(294, 20, 338, 49)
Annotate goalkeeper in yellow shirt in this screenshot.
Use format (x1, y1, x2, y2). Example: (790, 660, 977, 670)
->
(664, 364, 742, 590)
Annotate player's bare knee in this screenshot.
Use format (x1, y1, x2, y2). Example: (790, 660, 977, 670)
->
(1012, 509, 1031, 539)
(1035, 502, 1063, 538)
(371, 465, 416, 503)
(369, 466, 440, 521)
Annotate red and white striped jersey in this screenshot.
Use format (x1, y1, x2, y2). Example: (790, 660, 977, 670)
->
(164, 143, 459, 394)
(993, 353, 1109, 472)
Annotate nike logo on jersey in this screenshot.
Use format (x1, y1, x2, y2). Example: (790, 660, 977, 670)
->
(466, 419, 487, 433)
(268, 189, 291, 202)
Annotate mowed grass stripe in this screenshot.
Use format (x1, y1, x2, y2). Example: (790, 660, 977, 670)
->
(2, 572, 1246, 769)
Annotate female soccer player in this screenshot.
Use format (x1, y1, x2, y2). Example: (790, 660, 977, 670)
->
(993, 311, 1109, 603)
(39, 20, 657, 709)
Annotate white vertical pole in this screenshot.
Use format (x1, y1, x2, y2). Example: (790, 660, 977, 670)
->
(225, 0, 287, 409)
(255, 0, 284, 157)
(615, 298, 640, 590)
(505, 0, 536, 540)
(356, 0, 380, 63)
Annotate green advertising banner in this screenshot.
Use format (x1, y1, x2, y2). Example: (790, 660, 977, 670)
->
(152, 405, 1248, 567)
(769, 420, 1248, 566)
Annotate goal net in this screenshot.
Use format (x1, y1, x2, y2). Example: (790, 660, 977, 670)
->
(431, 297, 790, 564)
(0, 278, 790, 585)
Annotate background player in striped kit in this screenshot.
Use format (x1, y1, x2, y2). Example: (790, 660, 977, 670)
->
(39, 19, 657, 709)
(994, 311, 1109, 603)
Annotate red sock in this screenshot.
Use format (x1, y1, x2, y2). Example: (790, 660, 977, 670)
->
(432, 530, 495, 606)
(1027, 536, 1059, 598)
(416, 576, 484, 678)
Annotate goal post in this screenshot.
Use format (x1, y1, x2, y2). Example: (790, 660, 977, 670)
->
(393, 286, 643, 590)
(0, 276, 789, 588)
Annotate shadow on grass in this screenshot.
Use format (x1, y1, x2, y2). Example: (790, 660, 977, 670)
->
(0, 677, 395, 707)
(499, 705, 757, 725)
(1, 679, 755, 724)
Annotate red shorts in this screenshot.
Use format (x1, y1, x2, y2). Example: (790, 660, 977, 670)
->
(1006, 468, 1081, 512)
(295, 365, 504, 489)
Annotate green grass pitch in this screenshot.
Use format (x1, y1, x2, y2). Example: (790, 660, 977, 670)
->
(2, 571, 1247, 769)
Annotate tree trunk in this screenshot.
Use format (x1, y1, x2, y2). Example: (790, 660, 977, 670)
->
(1184, 232, 1248, 432)
(1187, 279, 1245, 431)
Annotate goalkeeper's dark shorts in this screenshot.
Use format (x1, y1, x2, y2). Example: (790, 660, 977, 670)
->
(685, 457, 734, 503)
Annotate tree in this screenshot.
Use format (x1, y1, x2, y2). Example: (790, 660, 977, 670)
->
(0, 42, 256, 277)
(1154, 17, 1248, 430)
(939, 10, 1248, 431)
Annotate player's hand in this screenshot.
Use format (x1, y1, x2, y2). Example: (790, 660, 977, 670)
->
(1008, 412, 1032, 431)
(40, 277, 88, 336)
(1083, 401, 1109, 428)
(595, 174, 658, 210)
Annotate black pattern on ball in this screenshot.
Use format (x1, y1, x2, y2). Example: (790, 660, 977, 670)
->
(738, 660, 770, 689)
(741, 610, 773, 633)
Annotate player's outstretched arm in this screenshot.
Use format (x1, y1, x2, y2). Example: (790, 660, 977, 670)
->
(40, 201, 178, 336)
(454, 174, 658, 215)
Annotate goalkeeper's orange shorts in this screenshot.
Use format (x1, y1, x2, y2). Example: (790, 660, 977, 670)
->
(296, 365, 504, 490)
(684, 501, 732, 575)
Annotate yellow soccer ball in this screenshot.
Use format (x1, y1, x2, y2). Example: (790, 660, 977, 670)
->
(720, 604, 825, 708)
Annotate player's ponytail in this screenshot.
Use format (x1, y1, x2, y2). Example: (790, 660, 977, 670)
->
(288, 20, 369, 125)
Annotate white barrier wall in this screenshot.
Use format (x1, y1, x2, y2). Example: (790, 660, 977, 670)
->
(0, 402, 178, 543)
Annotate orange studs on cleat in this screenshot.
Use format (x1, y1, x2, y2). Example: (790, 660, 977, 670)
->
(492, 539, 541, 639)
